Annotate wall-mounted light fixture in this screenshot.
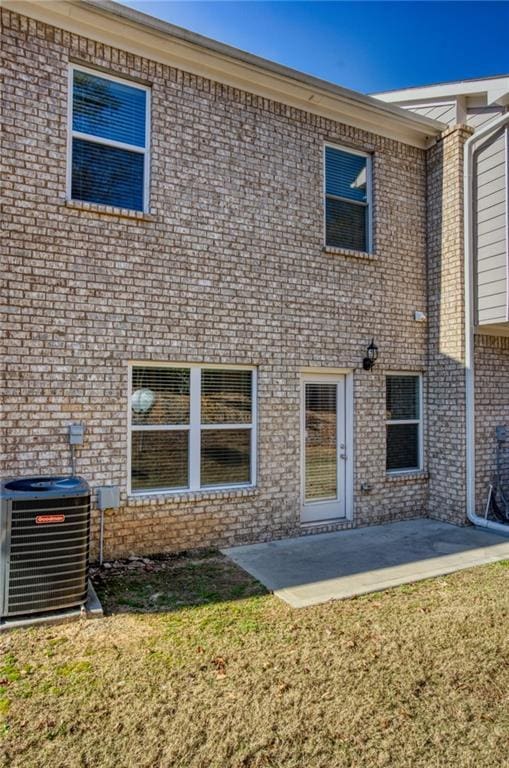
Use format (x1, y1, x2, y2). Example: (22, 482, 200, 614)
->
(362, 339, 378, 371)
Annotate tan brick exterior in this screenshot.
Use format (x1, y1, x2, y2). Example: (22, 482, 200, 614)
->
(2, 9, 507, 559)
(426, 126, 509, 525)
(426, 125, 473, 525)
(474, 335, 509, 513)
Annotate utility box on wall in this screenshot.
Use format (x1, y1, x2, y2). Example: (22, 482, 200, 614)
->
(96, 485, 120, 511)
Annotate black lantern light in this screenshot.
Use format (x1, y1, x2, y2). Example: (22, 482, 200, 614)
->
(362, 339, 378, 371)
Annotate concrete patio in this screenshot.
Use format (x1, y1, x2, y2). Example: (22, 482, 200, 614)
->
(222, 518, 509, 607)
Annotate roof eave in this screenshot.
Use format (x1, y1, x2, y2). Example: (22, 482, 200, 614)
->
(374, 76, 509, 108)
(3, 0, 445, 147)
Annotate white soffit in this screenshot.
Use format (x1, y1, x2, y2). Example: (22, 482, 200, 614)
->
(375, 76, 509, 108)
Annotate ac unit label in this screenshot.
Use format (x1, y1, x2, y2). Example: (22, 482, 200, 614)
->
(35, 514, 66, 524)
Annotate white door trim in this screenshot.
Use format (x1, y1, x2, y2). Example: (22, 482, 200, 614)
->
(300, 371, 354, 525)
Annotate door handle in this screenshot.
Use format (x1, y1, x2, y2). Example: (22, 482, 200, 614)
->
(340, 453, 347, 460)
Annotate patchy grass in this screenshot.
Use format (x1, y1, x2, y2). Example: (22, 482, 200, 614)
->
(96, 552, 266, 614)
(1, 554, 509, 767)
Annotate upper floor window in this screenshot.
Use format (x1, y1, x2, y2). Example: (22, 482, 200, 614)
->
(386, 374, 422, 473)
(324, 145, 372, 252)
(69, 66, 149, 212)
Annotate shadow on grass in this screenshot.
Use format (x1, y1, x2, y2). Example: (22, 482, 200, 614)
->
(92, 550, 268, 615)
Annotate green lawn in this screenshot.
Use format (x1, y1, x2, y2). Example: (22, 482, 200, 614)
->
(1, 553, 509, 767)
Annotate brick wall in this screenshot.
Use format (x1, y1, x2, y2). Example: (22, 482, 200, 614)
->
(426, 125, 473, 524)
(474, 335, 509, 513)
(426, 124, 509, 526)
(2, 9, 430, 558)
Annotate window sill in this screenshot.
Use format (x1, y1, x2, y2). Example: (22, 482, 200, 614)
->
(385, 471, 429, 483)
(323, 245, 378, 261)
(128, 485, 259, 506)
(65, 199, 156, 222)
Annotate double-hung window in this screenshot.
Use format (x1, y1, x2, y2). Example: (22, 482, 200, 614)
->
(129, 364, 256, 494)
(69, 65, 149, 211)
(324, 144, 372, 252)
(386, 375, 423, 473)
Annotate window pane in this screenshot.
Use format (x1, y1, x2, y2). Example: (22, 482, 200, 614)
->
(325, 147, 367, 203)
(131, 367, 190, 426)
(386, 423, 419, 472)
(201, 370, 252, 424)
(73, 70, 146, 147)
(386, 376, 420, 420)
(305, 383, 337, 501)
(131, 430, 188, 491)
(72, 138, 144, 210)
(326, 197, 367, 251)
(201, 429, 251, 486)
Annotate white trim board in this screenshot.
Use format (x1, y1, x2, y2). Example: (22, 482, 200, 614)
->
(374, 76, 509, 108)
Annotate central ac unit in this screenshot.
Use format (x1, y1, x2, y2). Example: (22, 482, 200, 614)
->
(0, 476, 90, 618)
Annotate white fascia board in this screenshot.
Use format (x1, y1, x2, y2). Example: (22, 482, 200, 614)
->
(476, 324, 509, 337)
(375, 76, 509, 108)
(3, 0, 444, 147)
(488, 87, 509, 107)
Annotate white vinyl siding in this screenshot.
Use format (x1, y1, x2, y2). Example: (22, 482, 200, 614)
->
(401, 102, 504, 130)
(474, 127, 508, 326)
(129, 363, 256, 495)
(404, 102, 457, 124)
(68, 64, 150, 212)
(386, 374, 423, 473)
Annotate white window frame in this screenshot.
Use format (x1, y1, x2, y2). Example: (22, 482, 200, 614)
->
(127, 362, 257, 496)
(385, 372, 424, 475)
(323, 142, 373, 253)
(67, 64, 151, 212)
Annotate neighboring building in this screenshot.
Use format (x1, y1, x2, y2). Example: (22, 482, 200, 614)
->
(376, 77, 509, 334)
(1, 0, 508, 559)
(375, 78, 509, 522)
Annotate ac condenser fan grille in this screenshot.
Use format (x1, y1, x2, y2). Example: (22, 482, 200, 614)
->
(3, 489, 91, 617)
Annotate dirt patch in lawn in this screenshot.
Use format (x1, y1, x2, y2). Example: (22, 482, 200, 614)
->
(93, 550, 267, 614)
(1, 553, 509, 768)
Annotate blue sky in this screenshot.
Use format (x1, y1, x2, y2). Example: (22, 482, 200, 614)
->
(118, 1, 508, 93)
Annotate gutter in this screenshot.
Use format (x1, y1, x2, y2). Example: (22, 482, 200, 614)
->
(2, 0, 445, 146)
(78, 0, 443, 135)
(464, 112, 509, 533)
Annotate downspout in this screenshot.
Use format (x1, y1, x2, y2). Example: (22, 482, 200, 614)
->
(464, 112, 509, 532)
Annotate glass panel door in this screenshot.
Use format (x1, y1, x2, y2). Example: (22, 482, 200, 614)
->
(305, 383, 337, 502)
(301, 376, 346, 523)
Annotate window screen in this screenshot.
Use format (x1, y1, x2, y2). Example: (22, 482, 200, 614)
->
(325, 146, 370, 252)
(201, 369, 252, 424)
(304, 383, 337, 501)
(201, 430, 251, 487)
(131, 367, 190, 492)
(70, 68, 148, 211)
(130, 366, 255, 494)
(131, 431, 189, 492)
(386, 375, 422, 472)
(200, 369, 253, 487)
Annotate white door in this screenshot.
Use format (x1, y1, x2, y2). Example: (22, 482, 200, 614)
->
(301, 375, 347, 523)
